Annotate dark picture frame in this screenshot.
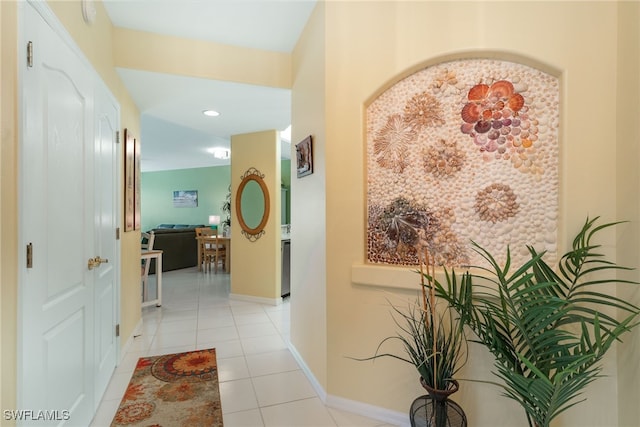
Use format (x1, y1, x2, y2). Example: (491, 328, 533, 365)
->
(134, 137, 142, 230)
(295, 135, 313, 178)
(124, 128, 135, 232)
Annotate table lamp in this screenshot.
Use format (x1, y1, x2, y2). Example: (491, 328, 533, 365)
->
(209, 215, 220, 230)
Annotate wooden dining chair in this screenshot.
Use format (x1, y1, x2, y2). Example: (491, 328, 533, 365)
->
(196, 227, 227, 273)
(195, 227, 216, 272)
(212, 232, 227, 273)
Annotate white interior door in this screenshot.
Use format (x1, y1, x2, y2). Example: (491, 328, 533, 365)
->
(19, 3, 119, 425)
(93, 87, 120, 407)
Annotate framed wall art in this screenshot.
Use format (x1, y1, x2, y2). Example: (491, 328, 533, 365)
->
(173, 190, 198, 208)
(134, 136, 142, 230)
(295, 135, 313, 178)
(366, 58, 560, 269)
(124, 128, 135, 232)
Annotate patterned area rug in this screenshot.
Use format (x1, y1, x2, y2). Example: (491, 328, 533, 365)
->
(111, 348, 223, 426)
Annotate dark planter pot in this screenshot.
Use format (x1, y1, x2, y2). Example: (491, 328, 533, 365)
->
(410, 377, 467, 427)
(420, 377, 459, 401)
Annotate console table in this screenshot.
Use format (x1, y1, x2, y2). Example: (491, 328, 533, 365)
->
(141, 249, 163, 307)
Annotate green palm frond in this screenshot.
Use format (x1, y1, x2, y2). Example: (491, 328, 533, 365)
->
(429, 217, 640, 427)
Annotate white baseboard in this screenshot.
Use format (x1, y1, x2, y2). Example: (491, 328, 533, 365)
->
(118, 318, 143, 365)
(288, 342, 409, 427)
(230, 293, 282, 306)
(325, 394, 410, 427)
(287, 342, 327, 401)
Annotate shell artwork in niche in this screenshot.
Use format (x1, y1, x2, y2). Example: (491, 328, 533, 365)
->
(366, 58, 560, 268)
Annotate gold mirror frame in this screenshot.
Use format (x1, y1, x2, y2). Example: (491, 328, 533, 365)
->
(235, 167, 270, 241)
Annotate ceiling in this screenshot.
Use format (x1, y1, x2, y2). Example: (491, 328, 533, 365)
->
(102, 0, 317, 172)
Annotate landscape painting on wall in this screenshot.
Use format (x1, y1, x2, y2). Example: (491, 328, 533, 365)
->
(366, 58, 560, 268)
(173, 190, 198, 208)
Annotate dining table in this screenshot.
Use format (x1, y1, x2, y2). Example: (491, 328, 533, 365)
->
(195, 235, 231, 273)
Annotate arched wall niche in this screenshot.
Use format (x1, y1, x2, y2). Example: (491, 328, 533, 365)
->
(364, 52, 562, 269)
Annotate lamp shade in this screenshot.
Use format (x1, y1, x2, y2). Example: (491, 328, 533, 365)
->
(209, 215, 221, 226)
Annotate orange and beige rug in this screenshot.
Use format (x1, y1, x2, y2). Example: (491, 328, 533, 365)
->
(111, 348, 223, 426)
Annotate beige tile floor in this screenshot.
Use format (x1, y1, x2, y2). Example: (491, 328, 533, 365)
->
(90, 267, 396, 427)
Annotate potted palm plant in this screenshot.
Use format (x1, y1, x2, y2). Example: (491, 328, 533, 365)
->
(352, 255, 468, 427)
(428, 217, 640, 427)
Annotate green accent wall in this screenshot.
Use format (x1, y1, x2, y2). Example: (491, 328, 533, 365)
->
(141, 160, 291, 231)
(281, 158, 291, 186)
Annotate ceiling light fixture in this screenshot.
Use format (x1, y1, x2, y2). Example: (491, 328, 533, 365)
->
(202, 109, 220, 117)
(209, 148, 230, 160)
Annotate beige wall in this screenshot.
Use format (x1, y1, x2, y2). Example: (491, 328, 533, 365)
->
(113, 28, 291, 89)
(1, 0, 18, 414)
(286, 1, 640, 426)
(615, 2, 640, 426)
(230, 130, 282, 301)
(290, 1, 328, 392)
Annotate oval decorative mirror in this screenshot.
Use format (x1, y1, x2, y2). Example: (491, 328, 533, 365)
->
(235, 167, 270, 241)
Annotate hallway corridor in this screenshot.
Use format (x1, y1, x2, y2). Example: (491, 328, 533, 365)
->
(90, 267, 394, 427)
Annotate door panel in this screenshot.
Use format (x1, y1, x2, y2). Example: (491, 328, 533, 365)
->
(44, 309, 86, 414)
(45, 66, 87, 300)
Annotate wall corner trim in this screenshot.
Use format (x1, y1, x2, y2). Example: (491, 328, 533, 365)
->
(230, 293, 282, 306)
(289, 339, 410, 427)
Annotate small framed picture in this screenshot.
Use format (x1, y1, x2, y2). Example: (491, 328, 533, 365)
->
(296, 135, 313, 178)
(173, 190, 198, 208)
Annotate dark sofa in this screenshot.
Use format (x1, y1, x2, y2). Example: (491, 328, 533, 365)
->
(147, 224, 205, 273)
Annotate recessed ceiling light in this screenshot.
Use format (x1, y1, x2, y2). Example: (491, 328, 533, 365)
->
(203, 110, 220, 117)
